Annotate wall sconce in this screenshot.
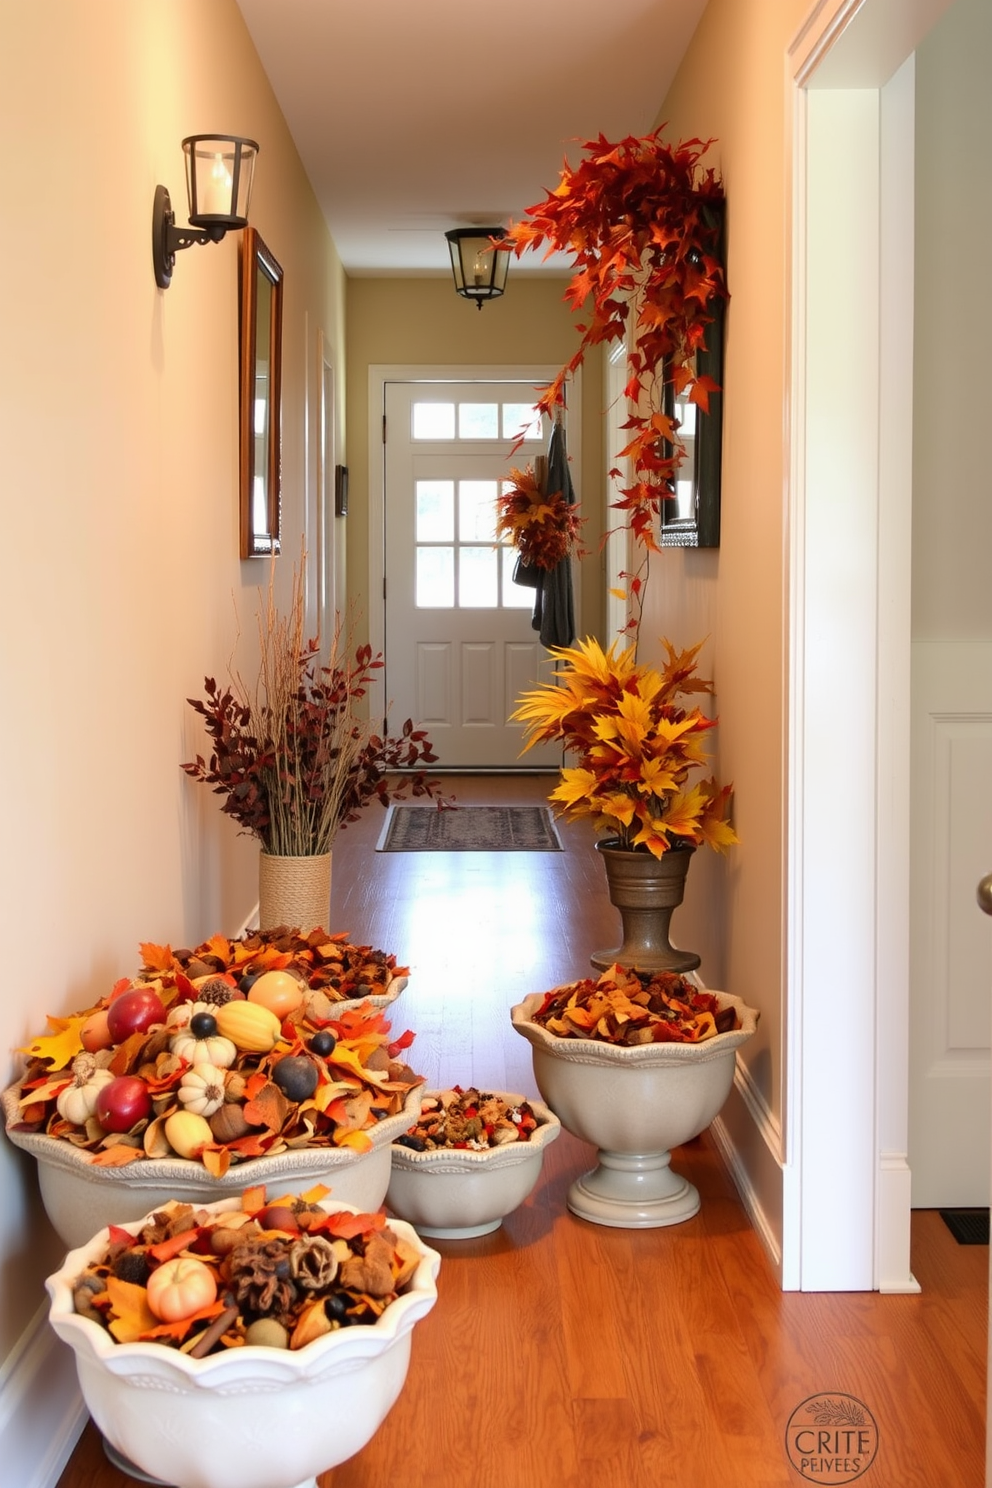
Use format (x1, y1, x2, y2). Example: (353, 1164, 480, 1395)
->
(153, 135, 259, 289)
(445, 227, 509, 309)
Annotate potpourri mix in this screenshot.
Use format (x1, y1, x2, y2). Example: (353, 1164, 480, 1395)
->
(137, 927, 406, 1005)
(68, 1186, 424, 1354)
(395, 1087, 540, 1152)
(10, 928, 423, 1175)
(531, 965, 740, 1046)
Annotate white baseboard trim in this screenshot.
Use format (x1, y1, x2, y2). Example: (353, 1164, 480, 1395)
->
(0, 1304, 86, 1488)
(877, 1151, 920, 1293)
(710, 1056, 787, 1285)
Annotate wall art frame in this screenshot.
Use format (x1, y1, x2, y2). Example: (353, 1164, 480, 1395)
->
(239, 226, 284, 558)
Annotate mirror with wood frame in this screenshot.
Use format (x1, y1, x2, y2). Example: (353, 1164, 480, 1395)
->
(239, 226, 283, 557)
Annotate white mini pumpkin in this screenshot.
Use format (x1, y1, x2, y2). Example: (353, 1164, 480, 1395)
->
(177, 1063, 228, 1118)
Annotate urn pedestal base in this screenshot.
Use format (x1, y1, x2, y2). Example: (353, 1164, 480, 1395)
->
(566, 1147, 701, 1228)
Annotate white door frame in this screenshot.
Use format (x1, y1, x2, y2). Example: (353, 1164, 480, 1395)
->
(785, 0, 955, 1291)
(367, 363, 579, 728)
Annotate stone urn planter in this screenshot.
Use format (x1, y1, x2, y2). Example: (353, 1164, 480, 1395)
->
(510, 988, 758, 1228)
(592, 840, 700, 974)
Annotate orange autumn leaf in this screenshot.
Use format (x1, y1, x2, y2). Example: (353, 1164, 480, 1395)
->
(243, 1070, 269, 1102)
(333, 1129, 373, 1153)
(241, 1185, 268, 1215)
(242, 1081, 292, 1134)
(139, 942, 179, 974)
(200, 1144, 232, 1179)
(141, 1298, 227, 1343)
(106, 1278, 159, 1342)
(320, 1209, 387, 1241)
(88, 1144, 145, 1168)
(225, 1132, 274, 1160)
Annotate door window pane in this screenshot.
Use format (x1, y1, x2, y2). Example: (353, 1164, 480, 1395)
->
(458, 403, 499, 439)
(416, 480, 454, 541)
(458, 480, 497, 542)
(502, 403, 543, 441)
(502, 547, 534, 607)
(459, 547, 498, 607)
(412, 402, 455, 440)
(416, 546, 454, 607)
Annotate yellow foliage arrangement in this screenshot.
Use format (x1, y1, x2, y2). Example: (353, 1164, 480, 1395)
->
(512, 636, 738, 860)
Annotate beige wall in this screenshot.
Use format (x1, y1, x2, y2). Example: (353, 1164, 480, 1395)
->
(0, 0, 345, 1360)
(345, 277, 605, 646)
(642, 0, 810, 1122)
(913, 0, 992, 639)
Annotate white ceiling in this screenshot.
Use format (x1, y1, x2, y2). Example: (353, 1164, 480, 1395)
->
(234, 0, 708, 276)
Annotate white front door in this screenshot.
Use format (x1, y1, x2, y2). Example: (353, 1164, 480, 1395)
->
(382, 379, 568, 769)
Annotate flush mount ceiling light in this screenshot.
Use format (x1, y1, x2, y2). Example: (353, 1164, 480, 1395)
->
(445, 227, 509, 309)
(153, 135, 259, 289)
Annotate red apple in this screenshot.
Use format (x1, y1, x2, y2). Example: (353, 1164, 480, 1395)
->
(106, 986, 167, 1043)
(94, 1075, 152, 1132)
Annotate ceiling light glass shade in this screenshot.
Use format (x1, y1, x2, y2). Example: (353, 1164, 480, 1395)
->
(445, 228, 509, 307)
(183, 135, 259, 227)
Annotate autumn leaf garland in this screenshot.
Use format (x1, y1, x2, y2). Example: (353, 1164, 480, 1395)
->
(501, 129, 727, 558)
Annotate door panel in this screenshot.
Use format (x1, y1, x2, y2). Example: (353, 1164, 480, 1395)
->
(909, 640, 992, 1205)
(384, 381, 566, 769)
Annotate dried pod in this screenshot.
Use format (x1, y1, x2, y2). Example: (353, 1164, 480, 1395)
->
(288, 1235, 338, 1290)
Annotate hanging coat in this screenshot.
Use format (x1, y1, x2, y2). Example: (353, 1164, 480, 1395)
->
(532, 418, 577, 648)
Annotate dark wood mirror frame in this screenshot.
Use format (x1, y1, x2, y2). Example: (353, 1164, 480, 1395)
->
(239, 226, 283, 558)
(659, 204, 725, 550)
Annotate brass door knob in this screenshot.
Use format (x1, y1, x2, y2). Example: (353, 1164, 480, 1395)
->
(977, 874, 992, 916)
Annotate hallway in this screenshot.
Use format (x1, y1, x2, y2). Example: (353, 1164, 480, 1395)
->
(57, 777, 986, 1488)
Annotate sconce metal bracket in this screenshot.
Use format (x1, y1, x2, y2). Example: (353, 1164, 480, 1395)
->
(152, 184, 227, 289)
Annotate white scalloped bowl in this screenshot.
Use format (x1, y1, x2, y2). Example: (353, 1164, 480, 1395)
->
(3, 1081, 423, 1251)
(385, 1092, 561, 1239)
(46, 1195, 440, 1488)
(510, 989, 759, 1228)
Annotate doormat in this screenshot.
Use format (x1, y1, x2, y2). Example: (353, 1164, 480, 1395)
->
(376, 805, 562, 853)
(938, 1208, 990, 1245)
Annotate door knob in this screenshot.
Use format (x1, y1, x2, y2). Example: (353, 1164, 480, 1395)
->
(978, 873, 992, 916)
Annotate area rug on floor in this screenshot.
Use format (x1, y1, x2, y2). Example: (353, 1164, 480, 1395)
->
(939, 1208, 990, 1245)
(376, 805, 562, 852)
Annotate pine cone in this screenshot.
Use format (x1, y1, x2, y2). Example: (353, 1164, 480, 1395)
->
(225, 1238, 297, 1321)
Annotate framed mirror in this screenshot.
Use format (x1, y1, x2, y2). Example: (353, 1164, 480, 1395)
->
(659, 204, 725, 549)
(239, 226, 283, 557)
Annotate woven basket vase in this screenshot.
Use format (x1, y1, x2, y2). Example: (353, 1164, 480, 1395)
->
(258, 851, 331, 934)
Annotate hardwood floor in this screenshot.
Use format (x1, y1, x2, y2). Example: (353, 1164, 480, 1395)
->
(57, 776, 987, 1488)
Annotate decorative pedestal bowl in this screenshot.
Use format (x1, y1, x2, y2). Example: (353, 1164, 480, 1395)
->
(385, 1093, 561, 1239)
(3, 1082, 423, 1251)
(510, 991, 758, 1229)
(46, 1196, 441, 1488)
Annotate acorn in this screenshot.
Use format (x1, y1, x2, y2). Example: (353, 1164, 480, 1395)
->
(209, 1103, 253, 1144)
